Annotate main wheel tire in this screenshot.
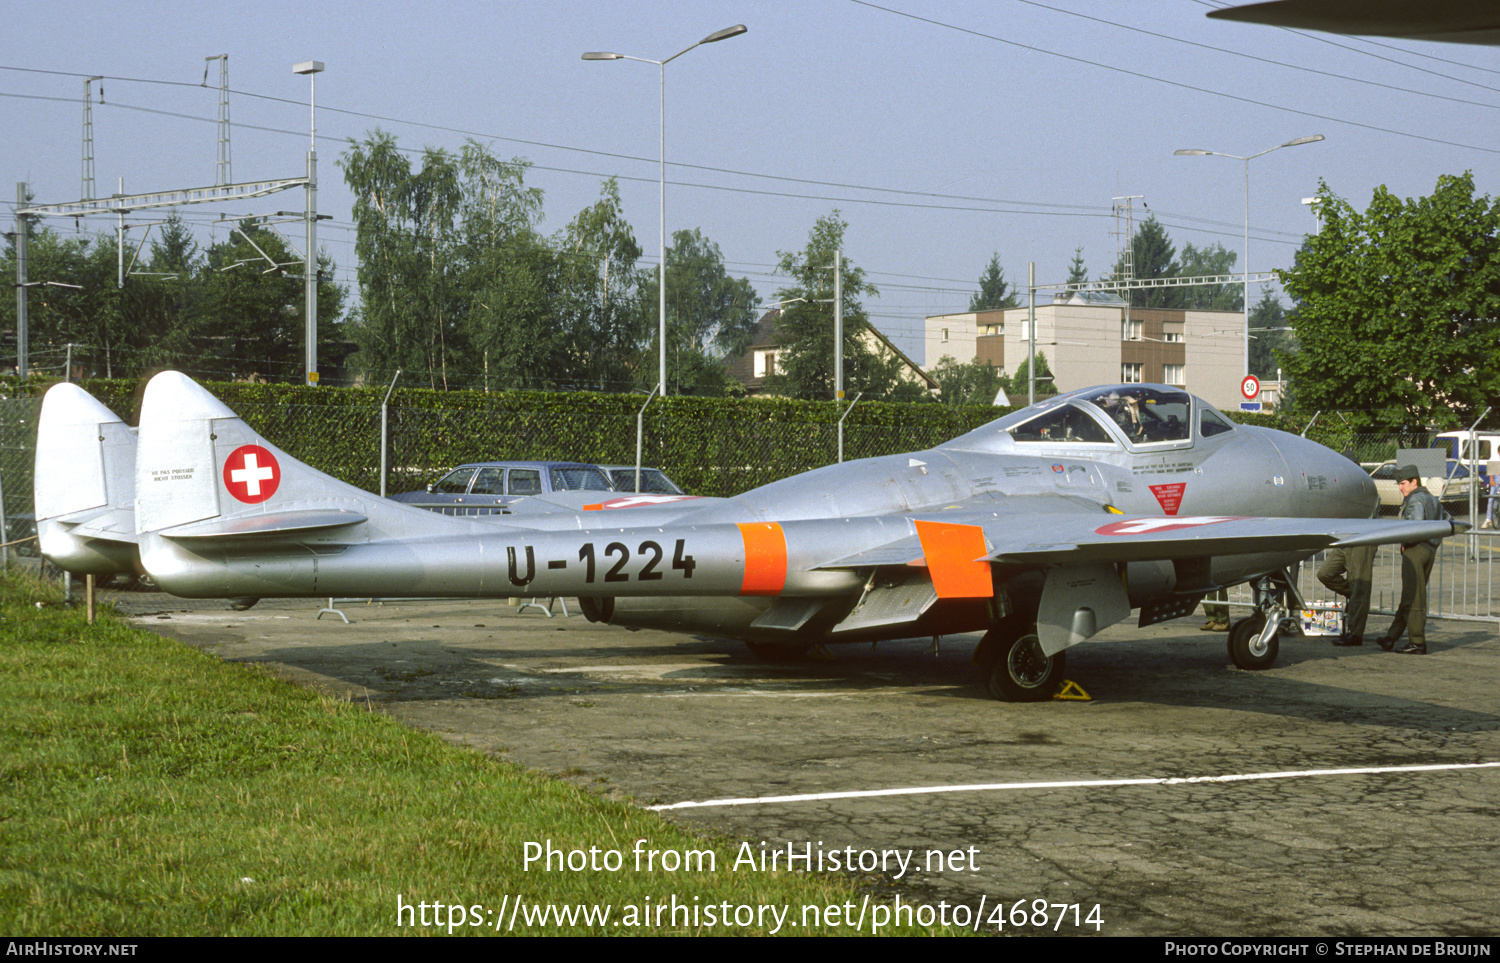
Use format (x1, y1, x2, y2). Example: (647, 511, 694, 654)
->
(982, 626, 1065, 702)
(1227, 613, 1279, 670)
(745, 641, 812, 663)
(577, 596, 614, 623)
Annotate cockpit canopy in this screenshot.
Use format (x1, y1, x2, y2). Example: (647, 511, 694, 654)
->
(1077, 385, 1193, 444)
(948, 383, 1237, 453)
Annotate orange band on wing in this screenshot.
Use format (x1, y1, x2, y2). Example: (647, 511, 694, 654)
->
(914, 520, 993, 599)
(737, 522, 787, 596)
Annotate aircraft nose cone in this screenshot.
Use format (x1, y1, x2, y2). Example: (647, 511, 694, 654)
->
(1275, 431, 1378, 518)
(1260, 426, 1374, 516)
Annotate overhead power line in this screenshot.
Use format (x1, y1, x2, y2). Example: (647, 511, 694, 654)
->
(845, 1, 1500, 156)
(1018, 0, 1500, 105)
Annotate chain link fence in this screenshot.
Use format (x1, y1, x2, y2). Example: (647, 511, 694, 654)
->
(1304, 427, 1438, 468)
(1234, 533, 1500, 629)
(0, 397, 39, 562)
(0, 392, 978, 537)
(223, 401, 981, 500)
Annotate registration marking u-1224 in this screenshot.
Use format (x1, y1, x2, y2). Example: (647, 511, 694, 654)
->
(577, 539, 697, 583)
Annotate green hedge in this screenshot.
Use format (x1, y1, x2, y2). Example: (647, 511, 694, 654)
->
(3, 379, 1022, 502)
(0, 376, 1324, 516)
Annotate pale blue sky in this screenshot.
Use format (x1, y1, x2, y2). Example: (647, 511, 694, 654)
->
(5, 0, 1497, 361)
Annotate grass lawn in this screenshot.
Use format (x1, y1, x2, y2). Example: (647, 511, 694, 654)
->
(0, 570, 960, 936)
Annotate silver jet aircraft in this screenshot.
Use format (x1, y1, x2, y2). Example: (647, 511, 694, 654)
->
(39, 372, 1461, 700)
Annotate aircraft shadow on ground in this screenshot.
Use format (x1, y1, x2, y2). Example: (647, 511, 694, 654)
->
(213, 621, 1500, 735)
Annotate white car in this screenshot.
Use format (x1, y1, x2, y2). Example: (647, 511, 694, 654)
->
(1366, 460, 1473, 512)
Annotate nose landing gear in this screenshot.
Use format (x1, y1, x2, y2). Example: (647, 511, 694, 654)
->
(1226, 570, 1296, 671)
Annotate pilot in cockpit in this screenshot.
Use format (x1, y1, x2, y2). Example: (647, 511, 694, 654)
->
(1096, 390, 1143, 439)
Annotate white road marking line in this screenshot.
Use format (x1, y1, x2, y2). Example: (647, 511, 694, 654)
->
(648, 761, 1500, 811)
(136, 613, 292, 622)
(647, 691, 843, 698)
(537, 664, 752, 675)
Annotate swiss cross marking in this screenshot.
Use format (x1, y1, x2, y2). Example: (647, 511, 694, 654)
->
(1095, 515, 1245, 536)
(583, 495, 700, 511)
(222, 444, 281, 504)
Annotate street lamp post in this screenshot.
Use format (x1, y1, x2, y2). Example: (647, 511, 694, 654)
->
(1174, 134, 1323, 378)
(583, 24, 746, 398)
(293, 60, 324, 387)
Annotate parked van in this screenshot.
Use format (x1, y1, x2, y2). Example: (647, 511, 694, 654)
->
(1436, 430, 1500, 480)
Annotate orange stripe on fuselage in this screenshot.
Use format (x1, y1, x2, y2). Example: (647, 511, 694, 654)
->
(737, 522, 787, 596)
(913, 520, 993, 599)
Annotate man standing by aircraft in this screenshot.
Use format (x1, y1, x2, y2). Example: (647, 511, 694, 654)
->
(1317, 544, 1374, 646)
(1378, 466, 1445, 655)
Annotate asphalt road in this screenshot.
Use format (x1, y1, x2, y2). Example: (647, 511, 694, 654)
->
(133, 594, 1499, 937)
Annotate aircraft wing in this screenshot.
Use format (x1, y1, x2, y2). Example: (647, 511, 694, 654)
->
(1207, 0, 1500, 45)
(51, 507, 139, 545)
(813, 509, 1458, 571)
(807, 508, 1462, 654)
(503, 491, 723, 526)
(159, 509, 370, 542)
(977, 513, 1460, 565)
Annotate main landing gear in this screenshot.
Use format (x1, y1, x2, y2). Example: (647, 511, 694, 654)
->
(975, 621, 1066, 702)
(744, 641, 812, 663)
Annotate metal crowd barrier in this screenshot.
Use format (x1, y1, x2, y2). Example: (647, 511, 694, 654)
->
(1228, 529, 1499, 627)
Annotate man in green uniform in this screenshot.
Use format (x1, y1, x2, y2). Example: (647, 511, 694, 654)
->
(1377, 466, 1443, 655)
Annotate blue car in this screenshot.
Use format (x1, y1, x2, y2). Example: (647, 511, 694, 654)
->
(390, 461, 614, 516)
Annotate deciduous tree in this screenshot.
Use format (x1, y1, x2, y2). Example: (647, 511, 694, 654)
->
(1277, 173, 1500, 427)
(1247, 287, 1294, 382)
(763, 212, 906, 400)
(2, 211, 344, 382)
(342, 131, 544, 389)
(553, 178, 648, 392)
(929, 355, 1005, 406)
(195, 220, 346, 382)
(1178, 241, 1242, 312)
(635, 228, 762, 395)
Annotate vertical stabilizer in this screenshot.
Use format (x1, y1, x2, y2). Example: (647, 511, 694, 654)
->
(134, 370, 402, 535)
(34, 383, 139, 574)
(135, 371, 233, 533)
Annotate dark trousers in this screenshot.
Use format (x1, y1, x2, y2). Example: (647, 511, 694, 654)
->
(1386, 542, 1436, 647)
(1317, 545, 1375, 637)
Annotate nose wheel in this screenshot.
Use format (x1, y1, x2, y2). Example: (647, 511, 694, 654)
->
(1225, 570, 1293, 671)
(1226, 613, 1279, 670)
